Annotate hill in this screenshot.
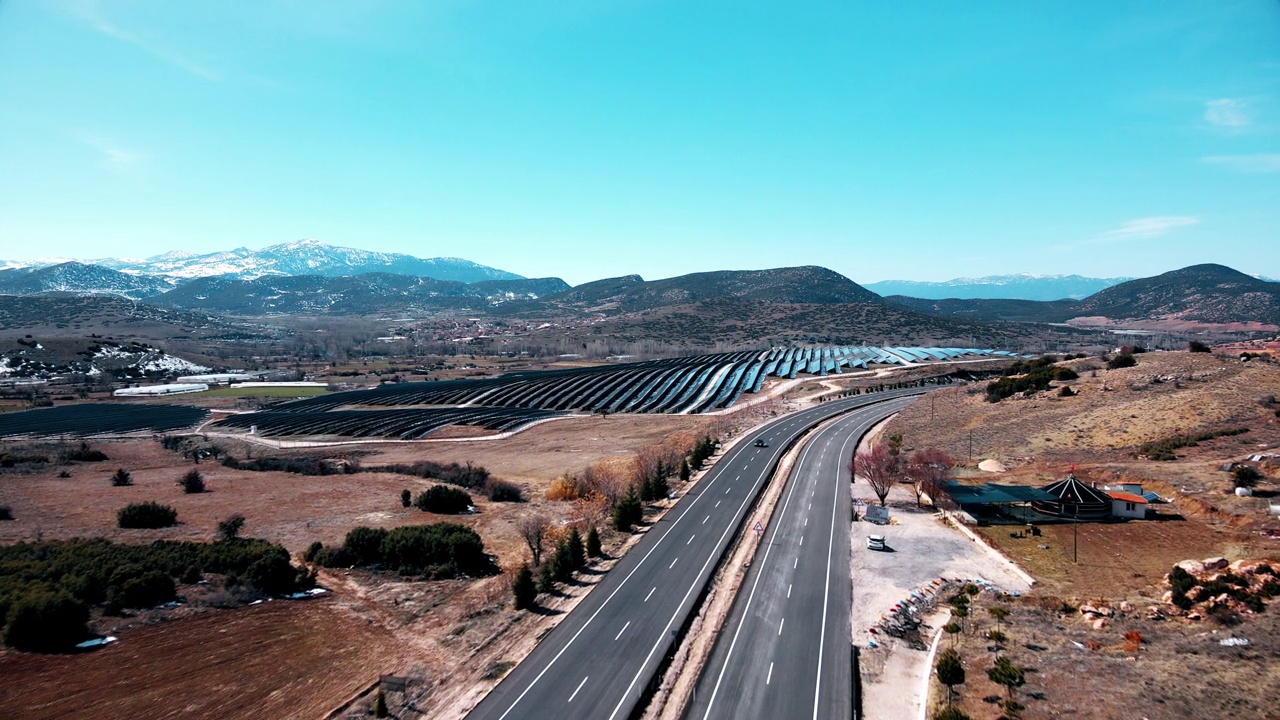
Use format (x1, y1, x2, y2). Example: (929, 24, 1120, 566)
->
(148, 273, 570, 315)
(0, 262, 175, 299)
(864, 273, 1130, 301)
(531, 266, 880, 315)
(1065, 264, 1280, 326)
(0, 294, 263, 340)
(883, 296, 1079, 324)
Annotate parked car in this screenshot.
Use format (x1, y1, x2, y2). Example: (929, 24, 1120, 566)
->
(866, 534, 887, 551)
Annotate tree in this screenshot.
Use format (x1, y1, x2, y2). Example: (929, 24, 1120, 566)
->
(987, 606, 1010, 635)
(932, 707, 973, 720)
(179, 470, 205, 494)
(111, 468, 132, 487)
(613, 485, 643, 532)
(217, 513, 246, 541)
(904, 447, 953, 508)
(538, 561, 556, 594)
(517, 514, 548, 566)
(935, 648, 965, 705)
(586, 526, 602, 558)
(943, 621, 963, 648)
(2, 589, 89, 652)
(117, 501, 178, 529)
(1107, 353, 1137, 370)
(374, 687, 389, 718)
(1233, 465, 1262, 488)
(679, 458, 691, 482)
(552, 540, 574, 583)
(986, 656, 1026, 701)
(567, 528, 586, 571)
(1189, 340, 1212, 353)
(853, 444, 898, 507)
(885, 432, 904, 456)
(513, 564, 536, 610)
(414, 485, 473, 514)
(400, 489, 411, 507)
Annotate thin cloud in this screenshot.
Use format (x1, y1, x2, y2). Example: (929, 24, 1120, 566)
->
(65, 0, 221, 82)
(1204, 98, 1252, 127)
(1203, 154, 1280, 173)
(77, 134, 145, 176)
(1094, 216, 1200, 244)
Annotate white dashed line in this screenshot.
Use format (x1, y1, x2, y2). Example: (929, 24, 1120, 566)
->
(687, 534, 695, 545)
(778, 617, 785, 635)
(644, 587, 656, 602)
(614, 621, 630, 641)
(794, 558, 798, 569)
(703, 515, 710, 524)
(767, 663, 774, 685)
(715, 500, 721, 507)
(569, 676, 589, 703)
(787, 584, 792, 598)
(670, 557, 679, 569)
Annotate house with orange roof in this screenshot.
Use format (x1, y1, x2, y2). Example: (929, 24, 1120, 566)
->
(1106, 490, 1148, 519)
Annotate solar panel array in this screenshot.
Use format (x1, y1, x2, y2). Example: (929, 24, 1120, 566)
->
(0, 403, 209, 438)
(212, 407, 566, 440)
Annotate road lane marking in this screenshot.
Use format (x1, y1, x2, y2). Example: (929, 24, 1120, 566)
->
(788, 584, 792, 598)
(614, 622, 631, 641)
(767, 663, 773, 685)
(670, 557, 679, 569)
(687, 534, 696, 545)
(778, 617, 785, 636)
(715, 500, 721, 507)
(804, 517, 808, 527)
(569, 676, 588, 703)
(645, 587, 656, 602)
(794, 558, 798, 568)
(703, 515, 710, 524)
(800, 536, 804, 546)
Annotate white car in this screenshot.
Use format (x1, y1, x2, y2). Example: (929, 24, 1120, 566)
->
(866, 534, 887, 551)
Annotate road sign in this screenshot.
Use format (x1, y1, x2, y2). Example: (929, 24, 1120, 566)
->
(754, 521, 764, 535)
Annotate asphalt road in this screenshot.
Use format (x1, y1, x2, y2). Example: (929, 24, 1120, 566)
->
(685, 397, 916, 720)
(466, 389, 925, 720)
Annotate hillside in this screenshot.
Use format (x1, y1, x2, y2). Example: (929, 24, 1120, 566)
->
(530, 266, 880, 315)
(148, 273, 570, 315)
(0, 294, 264, 340)
(884, 296, 1079, 323)
(865, 273, 1130, 301)
(0, 262, 175, 299)
(1065, 264, 1280, 327)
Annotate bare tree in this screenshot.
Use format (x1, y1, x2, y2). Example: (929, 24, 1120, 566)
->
(852, 443, 898, 507)
(517, 514, 549, 567)
(904, 447, 954, 508)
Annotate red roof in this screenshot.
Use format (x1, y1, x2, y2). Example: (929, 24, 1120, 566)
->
(1107, 491, 1147, 504)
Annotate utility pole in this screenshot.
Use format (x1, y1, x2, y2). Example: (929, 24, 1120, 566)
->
(1073, 504, 1079, 563)
(968, 429, 973, 461)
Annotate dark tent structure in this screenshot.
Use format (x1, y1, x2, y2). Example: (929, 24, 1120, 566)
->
(1032, 473, 1112, 520)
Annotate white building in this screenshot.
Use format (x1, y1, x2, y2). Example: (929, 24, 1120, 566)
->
(113, 383, 209, 397)
(1107, 491, 1148, 520)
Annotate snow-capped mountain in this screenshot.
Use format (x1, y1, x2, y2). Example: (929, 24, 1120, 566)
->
(0, 262, 176, 299)
(10, 239, 523, 284)
(864, 273, 1133, 301)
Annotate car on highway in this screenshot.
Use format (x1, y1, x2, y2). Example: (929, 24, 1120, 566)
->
(753, 439, 768, 447)
(866, 534, 887, 551)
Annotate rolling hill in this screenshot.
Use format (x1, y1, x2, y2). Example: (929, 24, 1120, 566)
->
(1065, 264, 1280, 326)
(0, 262, 175, 299)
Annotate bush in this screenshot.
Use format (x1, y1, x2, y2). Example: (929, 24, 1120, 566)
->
(546, 475, 580, 501)
(485, 478, 524, 502)
(1139, 427, 1249, 461)
(1058, 386, 1076, 397)
(2, 589, 89, 652)
(314, 523, 493, 578)
(1052, 366, 1079, 381)
(110, 468, 133, 487)
(108, 569, 176, 609)
(400, 489, 412, 508)
(1233, 465, 1262, 488)
(933, 707, 973, 720)
(180, 470, 205, 494)
(117, 501, 177, 529)
(1189, 340, 1212, 353)
(217, 514, 245, 541)
(1108, 353, 1137, 370)
(303, 541, 323, 563)
(414, 485, 473, 514)
(64, 442, 108, 462)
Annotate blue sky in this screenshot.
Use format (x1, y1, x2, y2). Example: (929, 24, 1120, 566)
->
(1, 1, 1277, 285)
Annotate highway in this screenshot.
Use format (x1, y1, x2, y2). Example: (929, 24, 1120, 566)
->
(466, 389, 925, 720)
(685, 397, 916, 720)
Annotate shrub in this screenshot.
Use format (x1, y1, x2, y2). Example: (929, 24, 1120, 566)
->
(2, 589, 89, 652)
(546, 475, 580, 501)
(484, 478, 524, 502)
(110, 468, 133, 487)
(180, 470, 205, 494)
(342, 527, 390, 566)
(64, 442, 108, 462)
(217, 514, 245, 541)
(400, 489, 412, 508)
(1058, 386, 1076, 397)
(414, 485, 473, 514)
(1139, 427, 1249, 461)
(933, 707, 973, 720)
(375, 688, 389, 718)
(314, 523, 492, 578)
(1052, 366, 1079, 381)
(1189, 340, 1212, 353)
(303, 541, 323, 563)
(108, 570, 176, 609)
(1108, 353, 1137, 370)
(1233, 465, 1262, 488)
(117, 501, 177, 529)
(513, 564, 536, 610)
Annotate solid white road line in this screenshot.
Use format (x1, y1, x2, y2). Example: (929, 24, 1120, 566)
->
(568, 676, 589, 703)
(614, 621, 630, 641)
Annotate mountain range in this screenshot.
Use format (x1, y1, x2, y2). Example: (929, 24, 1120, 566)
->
(863, 273, 1132, 301)
(4, 239, 521, 284)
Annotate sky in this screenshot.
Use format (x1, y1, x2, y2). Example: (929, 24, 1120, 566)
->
(1, 1, 1278, 286)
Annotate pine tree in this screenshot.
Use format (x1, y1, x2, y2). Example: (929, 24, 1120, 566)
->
(400, 489, 411, 507)
(679, 458, 691, 482)
(538, 562, 556, 594)
(374, 688, 389, 718)
(586, 526, 602, 558)
(568, 528, 586, 570)
(935, 648, 965, 705)
(987, 656, 1025, 700)
(552, 540, 574, 582)
(513, 563, 536, 610)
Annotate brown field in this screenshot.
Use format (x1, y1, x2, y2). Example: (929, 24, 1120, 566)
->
(931, 590, 1280, 720)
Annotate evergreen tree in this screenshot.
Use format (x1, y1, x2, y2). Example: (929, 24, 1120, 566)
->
(679, 458, 691, 482)
(987, 656, 1025, 700)
(374, 688, 389, 718)
(513, 563, 536, 610)
(400, 489, 411, 507)
(552, 540, 574, 583)
(935, 648, 965, 705)
(586, 526, 602, 558)
(568, 528, 586, 570)
(538, 562, 556, 594)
